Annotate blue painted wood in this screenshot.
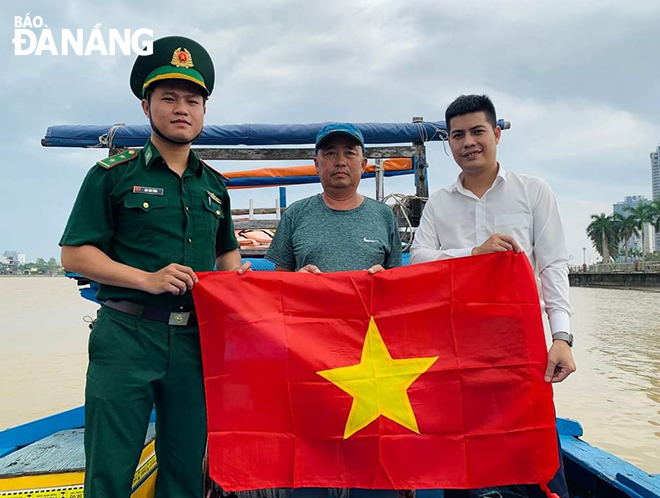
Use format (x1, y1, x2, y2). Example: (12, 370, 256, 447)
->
(556, 417, 583, 437)
(0, 447, 17, 458)
(0, 407, 84, 449)
(65, 271, 101, 304)
(617, 473, 660, 498)
(80, 286, 100, 303)
(560, 433, 660, 498)
(0, 406, 157, 453)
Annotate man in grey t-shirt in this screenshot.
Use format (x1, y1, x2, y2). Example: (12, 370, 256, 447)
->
(266, 124, 401, 498)
(266, 123, 402, 274)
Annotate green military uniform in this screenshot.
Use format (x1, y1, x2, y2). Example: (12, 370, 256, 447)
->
(59, 37, 237, 498)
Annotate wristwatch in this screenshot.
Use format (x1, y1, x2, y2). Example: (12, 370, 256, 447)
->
(552, 332, 574, 347)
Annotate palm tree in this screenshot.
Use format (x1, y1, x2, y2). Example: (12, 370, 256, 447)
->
(613, 212, 639, 262)
(624, 203, 654, 259)
(586, 213, 618, 261)
(649, 200, 660, 246)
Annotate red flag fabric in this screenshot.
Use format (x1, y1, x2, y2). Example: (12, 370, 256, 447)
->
(193, 251, 559, 492)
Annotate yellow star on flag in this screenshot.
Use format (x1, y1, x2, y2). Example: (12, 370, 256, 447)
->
(317, 317, 438, 439)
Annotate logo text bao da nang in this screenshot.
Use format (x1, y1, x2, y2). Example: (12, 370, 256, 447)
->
(13, 15, 153, 55)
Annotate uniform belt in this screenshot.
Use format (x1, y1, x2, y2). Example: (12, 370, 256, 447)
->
(104, 299, 197, 326)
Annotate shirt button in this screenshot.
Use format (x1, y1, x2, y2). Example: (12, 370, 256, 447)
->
(185, 206, 190, 212)
(142, 202, 149, 209)
(188, 238, 192, 244)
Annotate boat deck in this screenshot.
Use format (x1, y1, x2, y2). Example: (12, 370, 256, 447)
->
(0, 424, 155, 478)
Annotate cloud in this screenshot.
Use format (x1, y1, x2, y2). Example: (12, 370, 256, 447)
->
(2, 0, 660, 260)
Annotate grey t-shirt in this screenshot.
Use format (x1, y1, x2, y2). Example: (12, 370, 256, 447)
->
(266, 194, 402, 272)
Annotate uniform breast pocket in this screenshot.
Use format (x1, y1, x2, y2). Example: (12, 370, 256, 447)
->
(202, 198, 224, 237)
(494, 213, 532, 239)
(122, 196, 169, 242)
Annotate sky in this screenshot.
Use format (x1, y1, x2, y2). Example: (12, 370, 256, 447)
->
(2, 0, 660, 265)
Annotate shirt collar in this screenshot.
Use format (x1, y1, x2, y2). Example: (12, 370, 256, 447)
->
(449, 163, 508, 194)
(188, 150, 203, 176)
(142, 140, 161, 169)
(142, 139, 203, 176)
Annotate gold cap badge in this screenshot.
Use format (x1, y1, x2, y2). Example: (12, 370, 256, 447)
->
(171, 47, 194, 68)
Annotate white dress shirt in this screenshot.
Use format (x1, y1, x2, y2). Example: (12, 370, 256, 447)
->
(410, 166, 573, 335)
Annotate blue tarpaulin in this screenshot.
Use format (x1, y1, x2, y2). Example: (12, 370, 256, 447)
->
(41, 120, 508, 148)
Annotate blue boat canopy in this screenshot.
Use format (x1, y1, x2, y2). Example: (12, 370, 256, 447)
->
(41, 120, 510, 148)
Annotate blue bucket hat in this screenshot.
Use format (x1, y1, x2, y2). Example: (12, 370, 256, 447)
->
(315, 123, 365, 154)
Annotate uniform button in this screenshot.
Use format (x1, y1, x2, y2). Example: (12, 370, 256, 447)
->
(215, 210, 221, 216)
(143, 202, 149, 209)
(188, 238, 192, 244)
(185, 206, 190, 212)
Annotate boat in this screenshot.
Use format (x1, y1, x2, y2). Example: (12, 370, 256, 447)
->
(1, 120, 658, 498)
(0, 407, 157, 497)
(3, 408, 659, 498)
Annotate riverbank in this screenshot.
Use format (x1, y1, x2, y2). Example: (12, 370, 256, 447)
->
(569, 272, 660, 288)
(0, 274, 64, 278)
(570, 285, 660, 292)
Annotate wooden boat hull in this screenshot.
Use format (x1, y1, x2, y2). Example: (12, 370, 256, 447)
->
(1, 409, 658, 498)
(0, 444, 155, 498)
(0, 408, 157, 497)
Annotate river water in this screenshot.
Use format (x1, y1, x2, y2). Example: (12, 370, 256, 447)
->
(0, 276, 658, 474)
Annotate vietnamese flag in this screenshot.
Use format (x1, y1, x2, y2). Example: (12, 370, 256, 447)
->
(193, 251, 559, 492)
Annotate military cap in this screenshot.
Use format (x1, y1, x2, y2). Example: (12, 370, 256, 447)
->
(130, 36, 215, 99)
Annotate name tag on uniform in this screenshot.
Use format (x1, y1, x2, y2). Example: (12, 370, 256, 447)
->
(133, 186, 164, 196)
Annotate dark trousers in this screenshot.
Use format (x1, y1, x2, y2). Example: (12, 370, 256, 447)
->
(287, 490, 399, 498)
(84, 306, 207, 498)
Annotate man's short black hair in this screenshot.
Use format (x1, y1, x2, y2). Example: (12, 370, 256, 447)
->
(445, 94, 497, 133)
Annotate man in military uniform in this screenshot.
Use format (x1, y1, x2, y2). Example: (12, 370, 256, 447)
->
(60, 36, 246, 498)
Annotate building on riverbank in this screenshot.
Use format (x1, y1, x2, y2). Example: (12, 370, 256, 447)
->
(1, 251, 26, 274)
(612, 195, 655, 256)
(651, 145, 660, 249)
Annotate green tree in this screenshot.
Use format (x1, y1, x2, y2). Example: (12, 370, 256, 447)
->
(587, 213, 618, 261)
(624, 203, 654, 259)
(613, 212, 639, 262)
(649, 200, 660, 238)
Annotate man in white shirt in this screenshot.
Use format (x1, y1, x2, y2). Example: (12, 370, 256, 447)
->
(411, 94, 575, 382)
(411, 94, 574, 497)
